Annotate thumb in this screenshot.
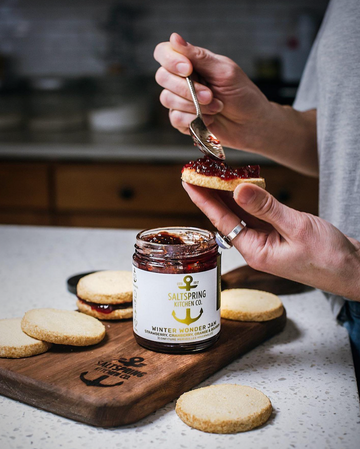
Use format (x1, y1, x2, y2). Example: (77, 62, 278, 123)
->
(234, 184, 295, 237)
(170, 33, 225, 78)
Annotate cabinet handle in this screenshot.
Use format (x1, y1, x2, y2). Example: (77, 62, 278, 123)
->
(119, 187, 135, 200)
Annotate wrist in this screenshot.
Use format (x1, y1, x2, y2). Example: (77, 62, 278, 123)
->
(339, 247, 360, 302)
(245, 102, 318, 177)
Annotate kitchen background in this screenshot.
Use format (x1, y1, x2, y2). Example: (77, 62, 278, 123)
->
(0, 0, 328, 230)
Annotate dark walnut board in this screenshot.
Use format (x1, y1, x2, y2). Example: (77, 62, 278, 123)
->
(0, 266, 308, 428)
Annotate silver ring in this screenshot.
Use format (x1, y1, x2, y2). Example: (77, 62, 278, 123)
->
(215, 221, 246, 249)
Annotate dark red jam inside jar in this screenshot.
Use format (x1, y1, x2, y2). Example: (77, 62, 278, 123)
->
(132, 227, 221, 354)
(182, 155, 260, 180)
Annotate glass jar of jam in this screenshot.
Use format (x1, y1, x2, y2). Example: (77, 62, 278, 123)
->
(132, 226, 221, 354)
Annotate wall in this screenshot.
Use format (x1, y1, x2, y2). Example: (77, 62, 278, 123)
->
(0, 0, 329, 81)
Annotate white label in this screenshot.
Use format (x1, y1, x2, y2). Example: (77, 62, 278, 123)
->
(132, 266, 220, 344)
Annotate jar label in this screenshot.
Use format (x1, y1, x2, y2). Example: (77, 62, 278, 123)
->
(132, 266, 220, 344)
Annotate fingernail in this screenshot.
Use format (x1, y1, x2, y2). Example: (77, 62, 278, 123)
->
(198, 90, 212, 103)
(237, 186, 257, 205)
(176, 62, 190, 75)
(176, 34, 188, 46)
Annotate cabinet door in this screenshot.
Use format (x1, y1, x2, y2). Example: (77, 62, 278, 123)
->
(55, 163, 199, 214)
(261, 166, 319, 215)
(0, 162, 49, 209)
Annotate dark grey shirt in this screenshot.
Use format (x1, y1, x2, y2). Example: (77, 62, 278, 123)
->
(293, 0, 360, 317)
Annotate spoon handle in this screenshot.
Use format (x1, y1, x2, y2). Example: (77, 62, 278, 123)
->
(186, 77, 203, 119)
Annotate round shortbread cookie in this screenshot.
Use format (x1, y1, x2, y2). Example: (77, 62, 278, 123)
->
(77, 270, 133, 305)
(0, 318, 52, 358)
(182, 168, 265, 192)
(221, 288, 283, 321)
(76, 299, 133, 320)
(21, 309, 106, 346)
(176, 384, 272, 433)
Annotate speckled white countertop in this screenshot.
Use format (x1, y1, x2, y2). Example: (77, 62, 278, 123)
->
(0, 225, 359, 449)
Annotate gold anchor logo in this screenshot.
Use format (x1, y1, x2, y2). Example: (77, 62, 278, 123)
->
(178, 275, 197, 291)
(172, 308, 203, 325)
(172, 275, 202, 324)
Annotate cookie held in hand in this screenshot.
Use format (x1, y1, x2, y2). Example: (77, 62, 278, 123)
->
(181, 155, 265, 191)
(176, 384, 272, 433)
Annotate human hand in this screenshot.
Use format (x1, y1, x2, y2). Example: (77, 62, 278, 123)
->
(154, 33, 318, 176)
(183, 182, 360, 302)
(153, 33, 273, 151)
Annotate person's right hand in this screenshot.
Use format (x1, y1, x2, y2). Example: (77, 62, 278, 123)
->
(154, 33, 318, 177)
(154, 32, 273, 152)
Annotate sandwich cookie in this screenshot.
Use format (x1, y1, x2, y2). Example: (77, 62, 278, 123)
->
(176, 384, 272, 433)
(221, 288, 284, 321)
(0, 318, 52, 358)
(21, 308, 106, 346)
(76, 270, 133, 320)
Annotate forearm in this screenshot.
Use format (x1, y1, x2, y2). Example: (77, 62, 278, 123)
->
(244, 104, 318, 177)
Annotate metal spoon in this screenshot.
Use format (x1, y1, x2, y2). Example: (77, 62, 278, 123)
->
(186, 76, 226, 160)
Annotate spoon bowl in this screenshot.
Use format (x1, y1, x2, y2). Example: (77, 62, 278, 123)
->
(186, 76, 225, 160)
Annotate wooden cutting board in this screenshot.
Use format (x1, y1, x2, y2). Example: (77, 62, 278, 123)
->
(0, 266, 305, 428)
(0, 313, 286, 428)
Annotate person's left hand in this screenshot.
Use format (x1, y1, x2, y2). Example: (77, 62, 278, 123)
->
(183, 182, 360, 302)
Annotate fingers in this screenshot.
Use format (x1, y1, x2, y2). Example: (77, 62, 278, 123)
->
(168, 33, 227, 80)
(216, 190, 273, 232)
(169, 109, 215, 133)
(182, 183, 243, 236)
(169, 109, 192, 134)
(154, 33, 229, 136)
(154, 33, 222, 80)
(234, 184, 296, 238)
(154, 40, 193, 77)
(183, 183, 273, 233)
(160, 89, 223, 115)
(156, 67, 213, 104)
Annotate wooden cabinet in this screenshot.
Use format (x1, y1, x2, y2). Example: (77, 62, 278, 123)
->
(0, 160, 318, 229)
(261, 166, 319, 214)
(0, 162, 51, 225)
(55, 163, 199, 213)
(53, 162, 209, 229)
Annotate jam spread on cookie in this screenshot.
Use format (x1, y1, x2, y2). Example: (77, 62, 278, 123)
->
(78, 299, 130, 314)
(182, 155, 260, 180)
(142, 231, 185, 245)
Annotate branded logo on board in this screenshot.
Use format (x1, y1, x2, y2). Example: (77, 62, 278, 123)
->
(80, 356, 147, 388)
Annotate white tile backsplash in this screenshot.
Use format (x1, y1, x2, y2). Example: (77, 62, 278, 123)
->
(0, 0, 329, 79)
